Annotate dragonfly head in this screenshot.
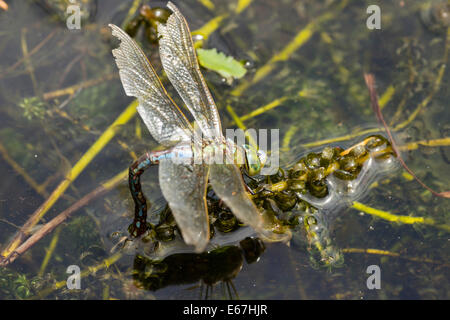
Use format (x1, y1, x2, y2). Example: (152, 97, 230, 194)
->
(242, 144, 267, 176)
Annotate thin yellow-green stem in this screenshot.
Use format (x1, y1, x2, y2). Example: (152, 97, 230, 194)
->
(0, 141, 48, 197)
(120, 0, 142, 29)
(38, 227, 62, 277)
(192, 0, 253, 38)
(1, 30, 57, 79)
(235, 0, 253, 14)
(21, 28, 39, 96)
(53, 108, 92, 132)
(397, 137, 450, 151)
(342, 248, 448, 266)
(198, 0, 215, 10)
(378, 85, 395, 110)
(297, 124, 449, 152)
(192, 14, 228, 39)
(238, 96, 289, 122)
(352, 201, 449, 231)
(226, 105, 257, 147)
(282, 125, 300, 151)
(300, 127, 383, 149)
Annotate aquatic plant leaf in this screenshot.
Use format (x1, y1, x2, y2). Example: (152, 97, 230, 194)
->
(196, 48, 247, 80)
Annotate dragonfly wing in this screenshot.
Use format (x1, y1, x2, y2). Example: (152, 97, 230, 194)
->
(209, 162, 291, 242)
(110, 24, 195, 146)
(159, 158, 210, 252)
(158, 2, 222, 139)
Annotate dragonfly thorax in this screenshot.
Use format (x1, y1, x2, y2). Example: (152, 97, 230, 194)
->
(192, 138, 246, 167)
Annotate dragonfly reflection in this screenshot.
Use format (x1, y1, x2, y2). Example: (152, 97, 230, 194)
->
(110, 2, 290, 252)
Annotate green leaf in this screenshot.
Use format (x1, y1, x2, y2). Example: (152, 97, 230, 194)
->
(196, 48, 247, 80)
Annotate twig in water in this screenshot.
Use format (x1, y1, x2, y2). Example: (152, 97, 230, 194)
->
(0, 169, 127, 268)
(363, 73, 449, 198)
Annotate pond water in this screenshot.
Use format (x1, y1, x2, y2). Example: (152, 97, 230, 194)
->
(0, 0, 448, 299)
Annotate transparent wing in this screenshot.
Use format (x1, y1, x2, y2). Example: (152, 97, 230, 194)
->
(110, 24, 194, 146)
(209, 161, 291, 242)
(158, 2, 222, 139)
(159, 157, 210, 252)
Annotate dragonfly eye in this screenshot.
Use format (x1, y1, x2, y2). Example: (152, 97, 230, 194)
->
(243, 144, 262, 176)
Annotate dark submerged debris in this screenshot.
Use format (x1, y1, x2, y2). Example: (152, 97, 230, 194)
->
(420, 1, 450, 34)
(124, 5, 171, 43)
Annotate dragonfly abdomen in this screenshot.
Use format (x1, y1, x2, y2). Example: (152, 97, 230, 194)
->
(128, 145, 194, 237)
(128, 152, 155, 237)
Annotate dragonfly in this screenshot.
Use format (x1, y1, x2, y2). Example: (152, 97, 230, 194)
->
(109, 2, 290, 252)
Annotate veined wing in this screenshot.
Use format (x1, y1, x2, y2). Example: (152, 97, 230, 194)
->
(159, 158, 210, 252)
(209, 161, 291, 243)
(158, 2, 222, 140)
(110, 24, 195, 146)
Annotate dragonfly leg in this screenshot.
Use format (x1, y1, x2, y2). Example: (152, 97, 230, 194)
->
(128, 151, 156, 237)
(241, 171, 256, 195)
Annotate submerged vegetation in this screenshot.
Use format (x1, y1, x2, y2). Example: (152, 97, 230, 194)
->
(0, 0, 448, 299)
